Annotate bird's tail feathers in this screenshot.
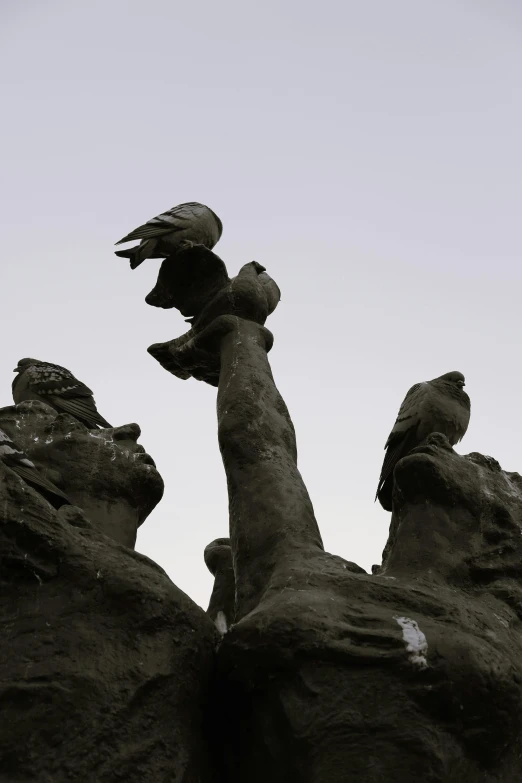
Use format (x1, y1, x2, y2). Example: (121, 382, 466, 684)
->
(114, 238, 158, 269)
(114, 246, 144, 269)
(114, 247, 133, 259)
(11, 464, 71, 508)
(376, 476, 393, 511)
(129, 254, 145, 270)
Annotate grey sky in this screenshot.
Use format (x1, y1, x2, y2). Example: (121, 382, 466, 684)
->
(2, 0, 521, 608)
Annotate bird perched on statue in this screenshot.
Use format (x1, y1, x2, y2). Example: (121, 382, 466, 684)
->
(114, 201, 223, 270)
(0, 427, 70, 508)
(12, 358, 112, 430)
(376, 371, 470, 511)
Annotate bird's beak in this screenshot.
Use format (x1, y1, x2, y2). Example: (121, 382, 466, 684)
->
(13, 367, 19, 372)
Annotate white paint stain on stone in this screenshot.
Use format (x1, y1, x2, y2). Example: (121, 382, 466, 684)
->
(215, 611, 228, 635)
(395, 616, 428, 669)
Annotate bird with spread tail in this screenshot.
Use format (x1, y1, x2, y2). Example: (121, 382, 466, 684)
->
(0, 427, 70, 508)
(376, 371, 470, 511)
(114, 201, 223, 270)
(12, 358, 112, 430)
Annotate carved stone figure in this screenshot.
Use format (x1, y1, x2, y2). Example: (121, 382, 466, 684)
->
(0, 400, 162, 548)
(204, 537, 235, 633)
(148, 280, 522, 781)
(0, 398, 216, 782)
(4, 245, 522, 781)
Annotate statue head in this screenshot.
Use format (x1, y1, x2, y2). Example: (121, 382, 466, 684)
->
(382, 432, 522, 593)
(0, 400, 164, 548)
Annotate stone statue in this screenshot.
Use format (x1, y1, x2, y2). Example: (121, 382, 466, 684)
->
(4, 242, 522, 781)
(0, 401, 163, 548)
(204, 537, 235, 634)
(0, 398, 217, 782)
(147, 256, 522, 781)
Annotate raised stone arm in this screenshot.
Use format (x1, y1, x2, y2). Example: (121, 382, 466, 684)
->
(217, 317, 324, 616)
(152, 315, 323, 617)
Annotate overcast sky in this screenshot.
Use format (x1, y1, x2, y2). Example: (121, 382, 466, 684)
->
(2, 0, 521, 608)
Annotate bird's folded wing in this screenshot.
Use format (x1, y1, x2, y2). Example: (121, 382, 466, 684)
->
(376, 427, 419, 497)
(116, 206, 194, 244)
(49, 380, 94, 399)
(385, 383, 425, 439)
(48, 395, 112, 429)
(376, 383, 426, 497)
(10, 463, 70, 504)
(25, 365, 94, 398)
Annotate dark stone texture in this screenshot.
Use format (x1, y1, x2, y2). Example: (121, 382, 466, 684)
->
(7, 256, 522, 781)
(204, 537, 235, 632)
(0, 401, 163, 548)
(155, 313, 522, 782)
(145, 245, 230, 312)
(0, 456, 217, 783)
(148, 254, 280, 385)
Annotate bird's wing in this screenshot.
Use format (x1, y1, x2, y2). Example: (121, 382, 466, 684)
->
(376, 383, 427, 497)
(146, 245, 230, 314)
(21, 364, 111, 428)
(48, 395, 112, 429)
(0, 429, 70, 506)
(25, 363, 94, 398)
(455, 395, 471, 441)
(116, 203, 201, 245)
(8, 463, 70, 505)
(384, 383, 427, 441)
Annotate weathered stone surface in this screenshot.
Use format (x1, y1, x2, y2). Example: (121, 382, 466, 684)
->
(145, 245, 230, 312)
(6, 259, 522, 781)
(161, 314, 522, 782)
(145, 246, 280, 324)
(0, 401, 164, 548)
(204, 537, 235, 632)
(0, 460, 217, 783)
(148, 259, 279, 385)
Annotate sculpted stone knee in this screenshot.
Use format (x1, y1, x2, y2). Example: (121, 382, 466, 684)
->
(204, 537, 235, 633)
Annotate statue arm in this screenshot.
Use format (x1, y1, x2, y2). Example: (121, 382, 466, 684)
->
(162, 315, 324, 618)
(216, 317, 323, 616)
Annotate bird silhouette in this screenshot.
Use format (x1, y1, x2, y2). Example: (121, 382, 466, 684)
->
(13, 358, 112, 430)
(376, 371, 470, 511)
(0, 426, 70, 508)
(114, 201, 223, 269)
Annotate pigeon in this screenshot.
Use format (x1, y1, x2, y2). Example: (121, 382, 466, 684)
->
(0, 427, 70, 508)
(115, 201, 223, 270)
(12, 358, 112, 430)
(376, 371, 470, 511)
